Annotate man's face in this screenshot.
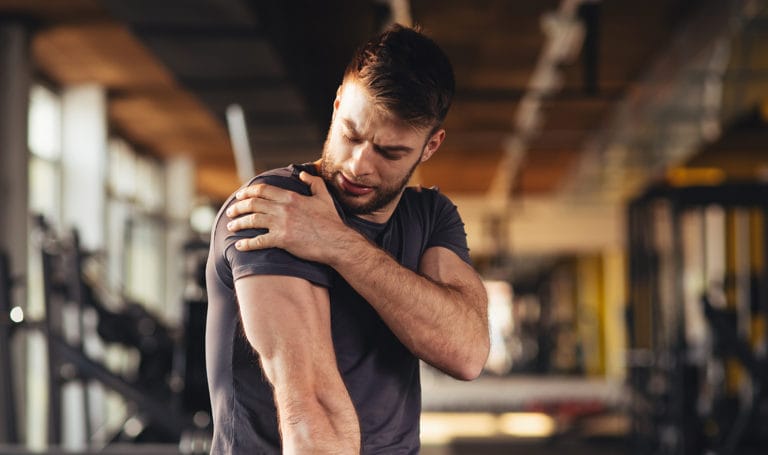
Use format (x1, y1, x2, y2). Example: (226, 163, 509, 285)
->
(320, 81, 444, 223)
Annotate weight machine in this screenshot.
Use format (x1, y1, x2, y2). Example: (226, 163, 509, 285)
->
(627, 183, 768, 455)
(0, 216, 211, 451)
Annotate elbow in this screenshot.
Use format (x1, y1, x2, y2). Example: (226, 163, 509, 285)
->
(453, 364, 483, 382)
(279, 395, 361, 453)
(453, 294, 491, 381)
(451, 335, 490, 381)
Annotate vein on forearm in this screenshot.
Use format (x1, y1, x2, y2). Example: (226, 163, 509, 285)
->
(330, 233, 488, 377)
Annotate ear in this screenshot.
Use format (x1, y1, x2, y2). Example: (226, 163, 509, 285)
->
(420, 129, 445, 163)
(333, 84, 343, 112)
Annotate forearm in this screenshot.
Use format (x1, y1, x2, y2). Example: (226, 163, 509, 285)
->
(328, 232, 489, 380)
(272, 377, 360, 454)
(259, 348, 360, 454)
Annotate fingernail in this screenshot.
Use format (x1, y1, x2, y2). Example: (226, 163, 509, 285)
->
(235, 240, 243, 249)
(226, 221, 233, 230)
(235, 191, 243, 199)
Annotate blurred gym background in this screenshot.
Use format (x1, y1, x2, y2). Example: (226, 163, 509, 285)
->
(1, 0, 768, 453)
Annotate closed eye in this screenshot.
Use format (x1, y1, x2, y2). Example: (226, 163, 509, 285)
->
(374, 146, 405, 160)
(343, 133, 362, 144)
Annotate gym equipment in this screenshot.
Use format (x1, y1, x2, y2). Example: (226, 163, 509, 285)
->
(0, 252, 18, 444)
(23, 215, 210, 449)
(178, 239, 211, 419)
(626, 183, 768, 455)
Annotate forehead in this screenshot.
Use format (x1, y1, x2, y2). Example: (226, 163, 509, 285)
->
(337, 81, 428, 143)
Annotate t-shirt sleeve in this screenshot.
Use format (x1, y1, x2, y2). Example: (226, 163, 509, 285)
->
(222, 174, 333, 288)
(426, 191, 472, 265)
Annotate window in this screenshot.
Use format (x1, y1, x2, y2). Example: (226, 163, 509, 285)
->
(28, 83, 62, 231)
(106, 138, 167, 315)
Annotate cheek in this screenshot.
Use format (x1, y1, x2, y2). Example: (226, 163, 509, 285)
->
(380, 162, 410, 183)
(328, 133, 352, 157)
(323, 136, 343, 162)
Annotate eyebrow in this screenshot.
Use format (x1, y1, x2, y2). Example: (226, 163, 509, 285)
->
(342, 119, 414, 154)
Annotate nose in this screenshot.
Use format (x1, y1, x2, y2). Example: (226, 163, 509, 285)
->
(347, 142, 375, 178)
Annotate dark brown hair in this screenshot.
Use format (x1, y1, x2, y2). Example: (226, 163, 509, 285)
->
(343, 24, 455, 132)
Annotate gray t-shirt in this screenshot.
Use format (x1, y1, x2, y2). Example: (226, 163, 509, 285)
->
(205, 164, 471, 454)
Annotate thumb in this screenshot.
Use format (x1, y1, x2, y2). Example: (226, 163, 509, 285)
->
(299, 171, 329, 197)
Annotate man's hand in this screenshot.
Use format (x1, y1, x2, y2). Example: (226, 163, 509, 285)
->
(225, 171, 354, 264)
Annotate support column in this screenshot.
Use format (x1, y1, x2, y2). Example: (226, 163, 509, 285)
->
(61, 84, 107, 252)
(0, 21, 31, 445)
(165, 156, 195, 327)
(59, 84, 108, 451)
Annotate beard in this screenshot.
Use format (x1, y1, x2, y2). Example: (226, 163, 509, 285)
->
(320, 138, 421, 216)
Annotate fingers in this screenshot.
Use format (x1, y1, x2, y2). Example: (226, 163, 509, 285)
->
(298, 171, 318, 194)
(226, 193, 275, 218)
(234, 183, 292, 203)
(226, 212, 272, 232)
(235, 233, 275, 251)
(299, 171, 330, 198)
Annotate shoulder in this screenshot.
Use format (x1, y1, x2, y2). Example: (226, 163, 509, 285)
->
(400, 186, 458, 215)
(243, 164, 313, 196)
(402, 185, 438, 203)
(401, 187, 471, 263)
(222, 164, 313, 216)
(400, 185, 467, 233)
(210, 164, 310, 241)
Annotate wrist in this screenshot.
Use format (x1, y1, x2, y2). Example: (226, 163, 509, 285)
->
(325, 227, 371, 270)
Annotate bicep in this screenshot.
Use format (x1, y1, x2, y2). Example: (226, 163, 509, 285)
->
(235, 274, 336, 393)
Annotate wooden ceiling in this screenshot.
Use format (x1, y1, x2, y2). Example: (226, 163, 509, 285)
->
(12, 0, 238, 198)
(0, 0, 763, 202)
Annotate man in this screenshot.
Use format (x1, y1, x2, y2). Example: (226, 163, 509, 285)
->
(206, 24, 489, 454)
